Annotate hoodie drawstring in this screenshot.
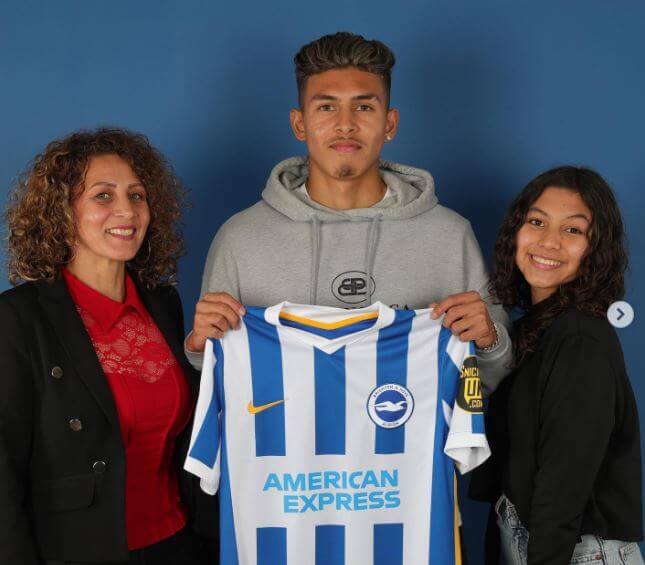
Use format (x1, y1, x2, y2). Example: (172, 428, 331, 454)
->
(363, 214, 383, 306)
(309, 214, 321, 304)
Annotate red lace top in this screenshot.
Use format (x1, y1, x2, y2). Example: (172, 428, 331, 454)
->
(62, 268, 192, 550)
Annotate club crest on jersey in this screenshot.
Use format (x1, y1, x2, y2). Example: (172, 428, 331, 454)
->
(367, 384, 414, 428)
(457, 356, 483, 413)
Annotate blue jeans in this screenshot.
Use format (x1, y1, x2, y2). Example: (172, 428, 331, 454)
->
(495, 494, 644, 564)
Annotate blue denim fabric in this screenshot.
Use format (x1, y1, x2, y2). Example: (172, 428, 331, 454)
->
(495, 494, 644, 564)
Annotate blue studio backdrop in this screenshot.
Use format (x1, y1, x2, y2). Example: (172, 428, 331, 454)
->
(2, 1, 644, 561)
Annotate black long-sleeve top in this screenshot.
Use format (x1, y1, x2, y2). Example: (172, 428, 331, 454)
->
(470, 308, 642, 564)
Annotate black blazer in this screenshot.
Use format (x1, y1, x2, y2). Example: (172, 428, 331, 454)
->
(0, 273, 217, 564)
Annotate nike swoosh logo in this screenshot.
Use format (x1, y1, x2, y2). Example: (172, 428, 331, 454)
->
(247, 399, 285, 414)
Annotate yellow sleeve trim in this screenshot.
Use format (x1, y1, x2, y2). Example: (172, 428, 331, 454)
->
(454, 473, 462, 565)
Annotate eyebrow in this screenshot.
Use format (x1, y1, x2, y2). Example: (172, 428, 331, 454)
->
(89, 181, 144, 189)
(309, 93, 382, 103)
(529, 206, 591, 222)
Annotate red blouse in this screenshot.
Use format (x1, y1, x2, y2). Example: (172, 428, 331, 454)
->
(62, 268, 191, 550)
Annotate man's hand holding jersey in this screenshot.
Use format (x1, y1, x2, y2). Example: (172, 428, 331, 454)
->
(186, 292, 246, 353)
(431, 291, 498, 350)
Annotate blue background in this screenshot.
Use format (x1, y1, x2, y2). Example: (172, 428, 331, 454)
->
(2, 1, 644, 560)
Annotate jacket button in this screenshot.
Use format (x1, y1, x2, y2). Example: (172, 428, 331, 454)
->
(51, 366, 63, 379)
(69, 418, 82, 432)
(92, 460, 107, 474)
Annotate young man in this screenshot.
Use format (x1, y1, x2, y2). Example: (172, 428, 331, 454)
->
(185, 32, 512, 392)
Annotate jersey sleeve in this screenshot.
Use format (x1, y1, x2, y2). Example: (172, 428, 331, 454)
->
(441, 337, 491, 474)
(184, 339, 222, 495)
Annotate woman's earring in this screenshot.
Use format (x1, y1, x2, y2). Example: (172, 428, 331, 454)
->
(137, 238, 152, 263)
(385, 134, 393, 142)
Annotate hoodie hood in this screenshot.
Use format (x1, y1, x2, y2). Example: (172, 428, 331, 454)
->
(261, 156, 439, 222)
(260, 156, 440, 306)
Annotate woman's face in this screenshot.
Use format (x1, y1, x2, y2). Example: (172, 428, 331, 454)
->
(515, 186, 592, 304)
(71, 154, 150, 269)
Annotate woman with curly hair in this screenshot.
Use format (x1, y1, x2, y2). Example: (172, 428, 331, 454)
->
(0, 128, 215, 564)
(471, 166, 643, 564)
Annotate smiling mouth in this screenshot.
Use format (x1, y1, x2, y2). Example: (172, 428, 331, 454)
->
(530, 254, 563, 269)
(106, 227, 136, 239)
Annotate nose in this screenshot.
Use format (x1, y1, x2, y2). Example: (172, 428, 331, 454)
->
(538, 227, 561, 251)
(111, 195, 137, 218)
(335, 105, 357, 135)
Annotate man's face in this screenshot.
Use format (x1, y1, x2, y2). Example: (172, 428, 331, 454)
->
(290, 67, 398, 181)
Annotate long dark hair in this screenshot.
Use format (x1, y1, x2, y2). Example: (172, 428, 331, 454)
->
(491, 166, 627, 367)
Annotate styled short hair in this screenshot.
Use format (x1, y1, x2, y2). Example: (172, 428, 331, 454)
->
(294, 32, 396, 106)
(5, 127, 186, 288)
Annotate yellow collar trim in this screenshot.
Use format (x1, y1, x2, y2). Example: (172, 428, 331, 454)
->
(279, 311, 379, 330)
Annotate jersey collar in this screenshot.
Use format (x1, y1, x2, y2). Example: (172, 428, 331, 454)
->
(263, 301, 396, 353)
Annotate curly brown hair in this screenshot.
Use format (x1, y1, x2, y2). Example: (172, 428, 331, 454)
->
(5, 127, 186, 288)
(490, 166, 628, 367)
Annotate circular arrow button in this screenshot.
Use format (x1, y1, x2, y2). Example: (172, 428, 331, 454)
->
(607, 301, 634, 329)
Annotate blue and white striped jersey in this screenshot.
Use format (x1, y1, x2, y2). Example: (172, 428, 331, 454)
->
(185, 302, 490, 565)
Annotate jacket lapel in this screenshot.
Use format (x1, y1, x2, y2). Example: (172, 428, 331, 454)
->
(36, 276, 121, 430)
(132, 277, 199, 396)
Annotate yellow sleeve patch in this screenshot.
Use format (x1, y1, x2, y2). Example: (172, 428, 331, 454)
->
(457, 356, 483, 413)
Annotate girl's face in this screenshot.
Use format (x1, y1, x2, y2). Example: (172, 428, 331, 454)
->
(515, 186, 592, 305)
(71, 154, 150, 270)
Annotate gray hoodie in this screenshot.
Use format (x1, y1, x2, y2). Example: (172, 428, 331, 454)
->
(187, 156, 512, 392)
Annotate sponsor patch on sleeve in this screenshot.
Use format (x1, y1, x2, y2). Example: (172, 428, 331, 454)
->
(457, 356, 483, 413)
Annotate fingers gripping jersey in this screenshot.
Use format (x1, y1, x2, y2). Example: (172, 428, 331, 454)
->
(185, 302, 490, 565)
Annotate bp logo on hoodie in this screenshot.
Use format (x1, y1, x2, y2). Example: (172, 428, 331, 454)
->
(331, 271, 376, 304)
